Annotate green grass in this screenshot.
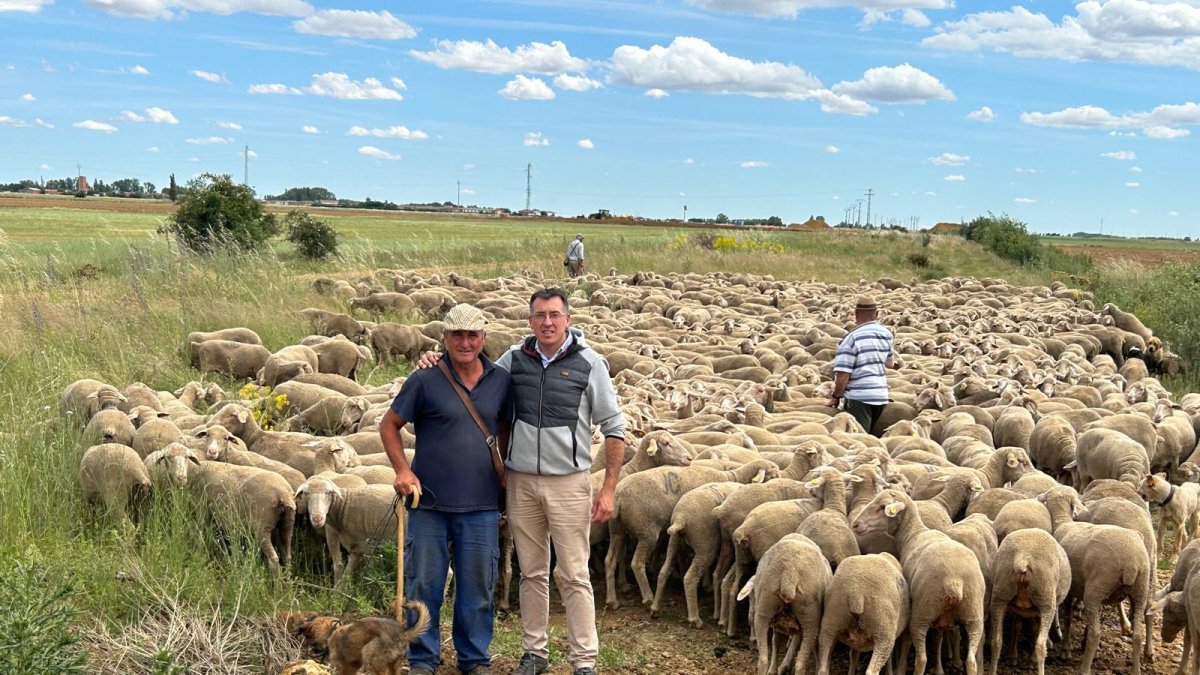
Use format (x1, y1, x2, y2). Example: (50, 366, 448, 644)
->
(1045, 235, 1200, 251)
(0, 201, 1196, 669)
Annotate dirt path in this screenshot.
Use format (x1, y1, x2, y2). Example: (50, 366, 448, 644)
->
(1058, 244, 1200, 266)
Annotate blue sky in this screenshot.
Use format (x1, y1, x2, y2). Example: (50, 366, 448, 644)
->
(1, 0, 1197, 237)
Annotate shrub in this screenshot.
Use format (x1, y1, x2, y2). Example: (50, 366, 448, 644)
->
(960, 212, 1093, 274)
(160, 173, 279, 254)
(284, 210, 339, 259)
(906, 251, 931, 268)
(0, 558, 89, 674)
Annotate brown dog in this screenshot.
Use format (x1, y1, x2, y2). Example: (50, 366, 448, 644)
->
(328, 601, 431, 675)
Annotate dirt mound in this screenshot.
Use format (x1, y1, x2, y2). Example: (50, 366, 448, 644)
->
(789, 217, 830, 231)
(930, 222, 962, 233)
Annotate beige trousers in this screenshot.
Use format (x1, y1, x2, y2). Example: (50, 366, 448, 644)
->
(507, 470, 597, 669)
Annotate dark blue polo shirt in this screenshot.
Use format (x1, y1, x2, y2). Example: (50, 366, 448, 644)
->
(390, 354, 512, 512)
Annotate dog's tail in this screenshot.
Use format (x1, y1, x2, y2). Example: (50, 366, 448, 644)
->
(397, 600, 431, 643)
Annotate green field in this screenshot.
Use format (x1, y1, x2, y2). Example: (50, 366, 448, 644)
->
(1044, 235, 1200, 250)
(1, 201, 1198, 672)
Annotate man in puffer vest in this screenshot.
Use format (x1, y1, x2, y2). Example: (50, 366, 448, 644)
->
(500, 287, 625, 675)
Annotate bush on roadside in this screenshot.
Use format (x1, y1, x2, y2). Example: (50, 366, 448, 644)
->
(960, 212, 1093, 275)
(284, 210, 339, 260)
(160, 173, 279, 254)
(0, 558, 89, 674)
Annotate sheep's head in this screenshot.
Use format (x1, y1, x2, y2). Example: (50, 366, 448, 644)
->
(128, 406, 170, 428)
(149, 442, 202, 485)
(336, 397, 371, 435)
(1152, 592, 1189, 643)
(851, 488, 909, 536)
(1036, 485, 1084, 519)
(1002, 448, 1033, 479)
(296, 479, 344, 529)
(208, 404, 252, 433)
(195, 424, 241, 461)
(87, 385, 127, 412)
(1180, 462, 1200, 483)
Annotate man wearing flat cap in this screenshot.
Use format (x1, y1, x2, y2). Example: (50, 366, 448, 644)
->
(382, 303, 512, 675)
(826, 295, 897, 435)
(565, 234, 585, 278)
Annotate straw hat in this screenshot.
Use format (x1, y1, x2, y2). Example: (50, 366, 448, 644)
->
(443, 303, 487, 331)
(854, 295, 878, 311)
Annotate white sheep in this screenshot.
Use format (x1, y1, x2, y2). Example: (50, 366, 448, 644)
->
(816, 552, 909, 675)
(737, 533, 831, 675)
(987, 528, 1071, 675)
(852, 489, 986, 675)
(294, 479, 398, 587)
(79, 442, 151, 525)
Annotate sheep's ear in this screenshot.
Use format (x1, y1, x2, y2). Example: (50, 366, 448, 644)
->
(195, 428, 209, 438)
(645, 440, 659, 457)
(736, 576, 756, 602)
(1006, 453, 1021, 468)
(869, 458, 881, 467)
(884, 501, 906, 518)
(157, 411, 171, 418)
(186, 450, 202, 466)
(751, 469, 767, 484)
(295, 481, 309, 498)
(86, 391, 99, 400)
(236, 408, 249, 424)
(1063, 461, 1077, 471)
(1157, 472, 1169, 479)
(805, 477, 825, 490)
(847, 474, 864, 483)
(933, 475, 951, 483)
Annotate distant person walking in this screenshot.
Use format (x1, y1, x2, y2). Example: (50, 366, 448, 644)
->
(826, 295, 897, 436)
(565, 234, 585, 278)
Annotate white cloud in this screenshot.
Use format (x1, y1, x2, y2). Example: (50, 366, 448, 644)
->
(461, 187, 476, 196)
(73, 119, 117, 133)
(1014, 167, 1038, 174)
(38, 163, 49, 169)
(249, 72, 403, 100)
(1169, 211, 1179, 216)
(900, 8, 932, 27)
(924, 191, 937, 196)
(118, 107, 178, 124)
(1144, 125, 1190, 139)
(1102, 150, 1136, 160)
(644, 88, 669, 98)
(554, 73, 602, 91)
(0, 0, 53, 11)
(244, 149, 257, 158)
(1125, 181, 1140, 188)
(683, 0, 951, 20)
(1129, 166, 1143, 173)
(923, 3, 1200, 71)
(500, 75, 556, 101)
(683, 158, 694, 164)
(1129, 209, 1140, 215)
(126, 64, 150, 75)
(1110, 130, 1137, 137)
(740, 160, 768, 168)
(20, 93, 35, 102)
(0, 116, 29, 127)
(186, 136, 231, 144)
(577, 138, 594, 149)
(830, 63, 954, 104)
(216, 121, 241, 130)
(811, 89, 877, 115)
(967, 105, 994, 122)
(145, 107, 178, 124)
(411, 39, 586, 75)
(523, 131, 549, 147)
(293, 10, 416, 40)
(1014, 197, 1036, 203)
(83, 0, 312, 20)
(944, 174, 965, 181)
(191, 69, 230, 84)
(359, 146, 401, 160)
(463, 163, 476, 170)
(609, 37, 820, 100)
(928, 152, 969, 166)
(248, 83, 302, 95)
(825, 145, 840, 153)
(347, 125, 428, 140)
(146, 146, 159, 152)
(302, 125, 320, 134)
(390, 77, 406, 90)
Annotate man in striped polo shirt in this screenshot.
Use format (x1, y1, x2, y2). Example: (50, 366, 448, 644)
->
(827, 295, 897, 435)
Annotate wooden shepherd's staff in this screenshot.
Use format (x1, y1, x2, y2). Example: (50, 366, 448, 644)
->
(396, 485, 422, 621)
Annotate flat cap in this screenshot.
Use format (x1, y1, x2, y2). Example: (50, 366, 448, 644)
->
(855, 295, 878, 311)
(443, 303, 487, 331)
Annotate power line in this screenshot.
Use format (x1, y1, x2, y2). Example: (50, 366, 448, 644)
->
(865, 187, 874, 227)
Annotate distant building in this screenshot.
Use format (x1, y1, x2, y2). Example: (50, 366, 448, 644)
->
(77, 175, 89, 194)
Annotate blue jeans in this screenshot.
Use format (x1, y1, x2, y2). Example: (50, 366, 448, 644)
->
(405, 508, 500, 672)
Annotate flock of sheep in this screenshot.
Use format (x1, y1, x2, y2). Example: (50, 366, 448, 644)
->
(66, 267, 1200, 675)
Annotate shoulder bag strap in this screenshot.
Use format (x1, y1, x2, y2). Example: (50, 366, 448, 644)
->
(437, 360, 507, 488)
